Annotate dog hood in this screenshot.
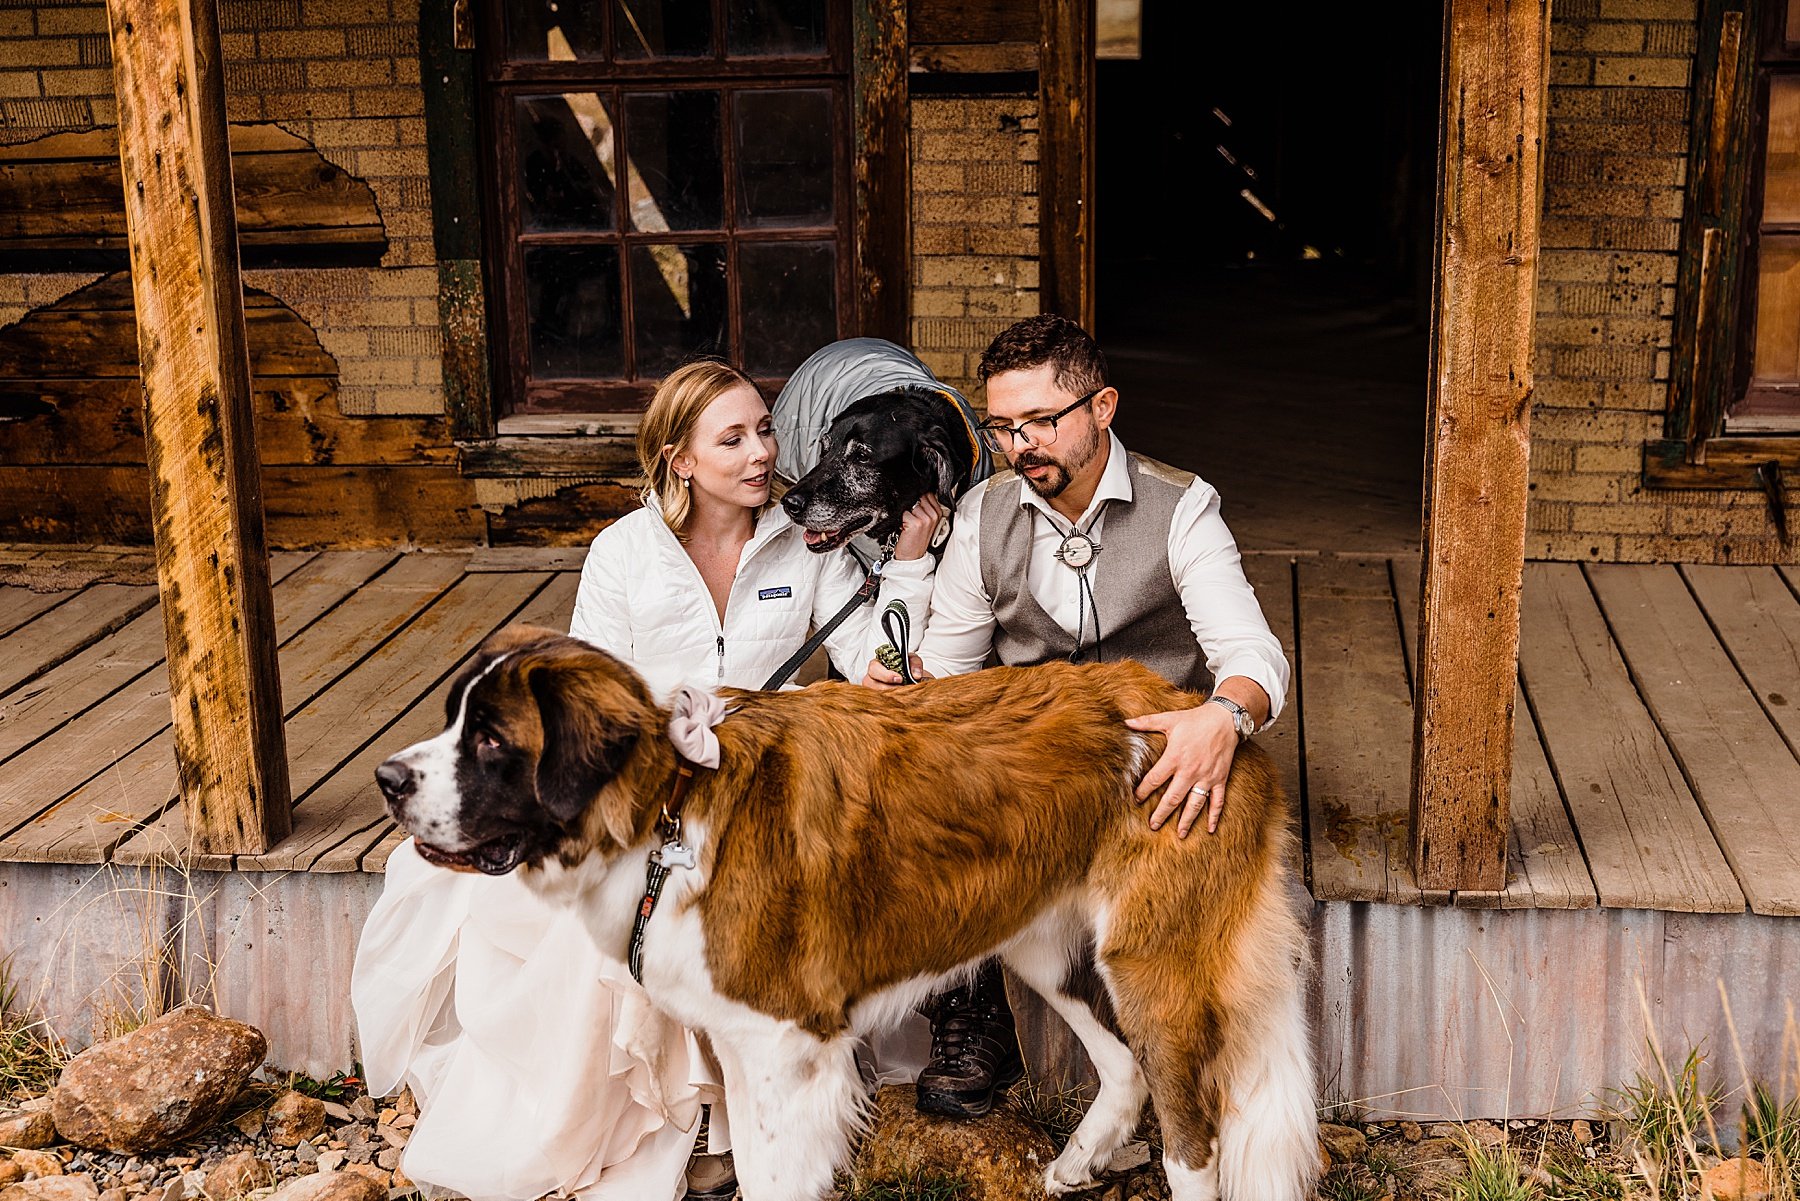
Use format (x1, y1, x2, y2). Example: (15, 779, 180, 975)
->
(772, 337, 993, 491)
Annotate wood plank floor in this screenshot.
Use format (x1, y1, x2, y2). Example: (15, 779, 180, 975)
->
(1, 548, 1797, 915)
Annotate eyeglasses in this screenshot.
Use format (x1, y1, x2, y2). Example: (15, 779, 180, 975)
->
(977, 390, 1099, 452)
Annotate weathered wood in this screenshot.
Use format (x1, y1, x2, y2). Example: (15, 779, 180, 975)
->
(0, 584, 159, 700)
(1411, 0, 1551, 891)
(1642, 436, 1800, 489)
(1298, 557, 1420, 904)
(1664, 0, 1758, 451)
(1683, 564, 1800, 754)
(853, 0, 911, 344)
(1038, 0, 1095, 329)
(1517, 563, 1743, 913)
(0, 124, 385, 269)
(455, 436, 639, 479)
(1587, 564, 1800, 915)
(0, 553, 319, 768)
(106, 0, 289, 854)
(259, 572, 576, 873)
(909, 0, 1039, 44)
(0, 554, 378, 855)
(0, 586, 76, 638)
(466, 547, 591, 572)
(0, 465, 483, 548)
(909, 43, 1037, 73)
(482, 480, 641, 547)
(1239, 555, 1305, 878)
(1394, 559, 1597, 910)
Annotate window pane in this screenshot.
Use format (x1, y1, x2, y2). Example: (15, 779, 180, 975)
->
(516, 97, 617, 233)
(734, 89, 834, 228)
(1767, 77, 1800, 225)
(507, 2, 605, 61)
(614, 0, 713, 58)
(526, 245, 623, 379)
(631, 243, 729, 375)
(1753, 235, 1800, 384)
(624, 92, 724, 231)
(727, 0, 826, 56)
(738, 241, 835, 376)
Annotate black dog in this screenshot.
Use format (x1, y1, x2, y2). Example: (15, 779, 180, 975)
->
(780, 386, 981, 554)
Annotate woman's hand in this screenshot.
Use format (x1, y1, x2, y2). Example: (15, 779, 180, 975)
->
(891, 495, 945, 562)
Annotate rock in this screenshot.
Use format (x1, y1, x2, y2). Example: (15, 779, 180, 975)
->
(339, 1167, 387, 1190)
(1427, 1123, 1461, 1140)
(265, 1172, 385, 1201)
(1407, 1138, 1469, 1190)
(228, 1110, 263, 1140)
(202, 1151, 272, 1200)
(854, 1086, 1057, 1201)
(1464, 1119, 1506, 1149)
(49, 1009, 265, 1154)
(312, 1154, 343, 1176)
(391, 1092, 415, 1120)
(386, 1167, 409, 1191)
(11, 1153, 62, 1179)
(1108, 1142, 1151, 1172)
(0, 1176, 98, 1201)
(0, 1114, 57, 1151)
(344, 1100, 376, 1124)
(1399, 1121, 1422, 1143)
(265, 1095, 324, 1151)
(1571, 1119, 1595, 1146)
(371, 1152, 399, 1174)
(372, 1127, 406, 1151)
(1319, 1123, 1368, 1161)
(317, 1105, 351, 1126)
(1703, 1158, 1770, 1201)
(0, 1165, 23, 1188)
(291, 1144, 316, 1168)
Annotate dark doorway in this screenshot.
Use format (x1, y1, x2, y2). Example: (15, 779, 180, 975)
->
(1097, 2, 1441, 551)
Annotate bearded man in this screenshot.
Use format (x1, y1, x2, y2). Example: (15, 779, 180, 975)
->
(864, 313, 1291, 1119)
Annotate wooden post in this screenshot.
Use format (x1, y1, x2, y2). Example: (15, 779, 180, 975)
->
(852, 0, 910, 344)
(1411, 0, 1551, 891)
(1039, 0, 1095, 331)
(106, 0, 291, 853)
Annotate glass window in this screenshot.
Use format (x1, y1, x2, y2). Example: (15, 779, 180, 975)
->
(484, 0, 847, 412)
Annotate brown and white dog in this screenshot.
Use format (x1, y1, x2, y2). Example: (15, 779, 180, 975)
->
(375, 627, 1317, 1201)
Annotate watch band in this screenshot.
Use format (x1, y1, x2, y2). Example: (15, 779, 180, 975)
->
(1205, 694, 1255, 743)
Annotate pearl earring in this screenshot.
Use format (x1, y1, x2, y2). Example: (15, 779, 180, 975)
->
(679, 475, 690, 488)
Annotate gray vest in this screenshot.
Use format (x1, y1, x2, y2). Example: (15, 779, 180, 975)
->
(976, 453, 1209, 691)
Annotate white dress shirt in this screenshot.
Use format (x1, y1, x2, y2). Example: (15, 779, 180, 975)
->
(915, 431, 1290, 723)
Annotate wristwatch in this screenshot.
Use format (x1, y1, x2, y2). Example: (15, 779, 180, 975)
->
(1205, 694, 1256, 744)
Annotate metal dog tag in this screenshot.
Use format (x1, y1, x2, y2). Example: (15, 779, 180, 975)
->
(652, 839, 696, 871)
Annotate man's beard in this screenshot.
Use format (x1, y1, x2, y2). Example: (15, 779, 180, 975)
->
(1013, 421, 1101, 499)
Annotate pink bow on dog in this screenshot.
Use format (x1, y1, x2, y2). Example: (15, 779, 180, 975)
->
(667, 686, 728, 769)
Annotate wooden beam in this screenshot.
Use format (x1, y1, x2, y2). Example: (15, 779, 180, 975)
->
(852, 0, 910, 344)
(105, 0, 291, 853)
(1038, 0, 1095, 330)
(1410, 0, 1551, 891)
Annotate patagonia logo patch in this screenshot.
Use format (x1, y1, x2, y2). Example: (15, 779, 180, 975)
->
(758, 586, 793, 600)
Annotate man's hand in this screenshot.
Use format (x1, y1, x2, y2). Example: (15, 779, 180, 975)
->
(863, 654, 933, 690)
(1126, 702, 1239, 837)
(892, 495, 945, 562)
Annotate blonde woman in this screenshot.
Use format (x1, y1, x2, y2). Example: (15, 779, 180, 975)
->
(353, 361, 937, 1201)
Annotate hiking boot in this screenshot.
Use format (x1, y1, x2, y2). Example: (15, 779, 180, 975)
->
(915, 961, 1025, 1119)
(684, 1151, 736, 1199)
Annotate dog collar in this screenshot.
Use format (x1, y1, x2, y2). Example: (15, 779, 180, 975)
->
(938, 387, 985, 478)
(628, 760, 700, 985)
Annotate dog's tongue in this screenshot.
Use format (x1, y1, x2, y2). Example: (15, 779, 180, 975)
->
(802, 528, 835, 547)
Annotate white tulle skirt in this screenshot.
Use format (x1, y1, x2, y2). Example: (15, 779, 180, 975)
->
(352, 840, 931, 1201)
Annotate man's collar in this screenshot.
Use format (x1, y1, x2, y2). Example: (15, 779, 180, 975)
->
(1016, 431, 1132, 525)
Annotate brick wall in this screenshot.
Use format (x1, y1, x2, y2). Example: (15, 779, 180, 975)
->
(909, 93, 1040, 400)
(1530, 0, 1796, 563)
(0, 0, 445, 420)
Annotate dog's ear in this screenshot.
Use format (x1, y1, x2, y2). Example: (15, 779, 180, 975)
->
(914, 426, 961, 503)
(527, 653, 642, 839)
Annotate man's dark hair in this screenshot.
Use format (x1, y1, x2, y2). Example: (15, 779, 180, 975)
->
(977, 314, 1108, 397)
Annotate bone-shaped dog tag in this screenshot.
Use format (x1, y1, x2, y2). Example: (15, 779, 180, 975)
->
(652, 839, 696, 871)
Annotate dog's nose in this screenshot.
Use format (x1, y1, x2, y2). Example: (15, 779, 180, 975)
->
(375, 759, 414, 804)
(780, 490, 806, 518)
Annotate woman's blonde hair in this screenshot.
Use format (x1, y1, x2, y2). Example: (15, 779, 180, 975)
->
(637, 359, 771, 537)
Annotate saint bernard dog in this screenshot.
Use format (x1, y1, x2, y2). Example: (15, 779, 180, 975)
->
(375, 626, 1318, 1201)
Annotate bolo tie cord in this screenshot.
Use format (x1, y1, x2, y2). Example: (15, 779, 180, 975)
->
(1037, 503, 1108, 663)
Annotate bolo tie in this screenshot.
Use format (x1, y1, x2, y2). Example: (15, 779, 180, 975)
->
(1035, 501, 1109, 662)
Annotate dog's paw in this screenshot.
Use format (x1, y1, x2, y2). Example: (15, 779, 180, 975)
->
(1044, 1157, 1098, 1196)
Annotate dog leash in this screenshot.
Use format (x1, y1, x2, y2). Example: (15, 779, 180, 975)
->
(874, 599, 918, 684)
(759, 531, 899, 690)
(629, 760, 698, 985)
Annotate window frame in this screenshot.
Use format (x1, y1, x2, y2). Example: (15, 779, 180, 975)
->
(1652, 0, 1800, 488)
(477, 0, 858, 415)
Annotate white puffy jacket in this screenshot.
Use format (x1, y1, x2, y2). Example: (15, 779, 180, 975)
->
(569, 501, 934, 702)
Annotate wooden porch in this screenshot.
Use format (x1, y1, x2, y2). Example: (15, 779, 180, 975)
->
(5, 543, 1799, 1110)
(6, 545, 1796, 911)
